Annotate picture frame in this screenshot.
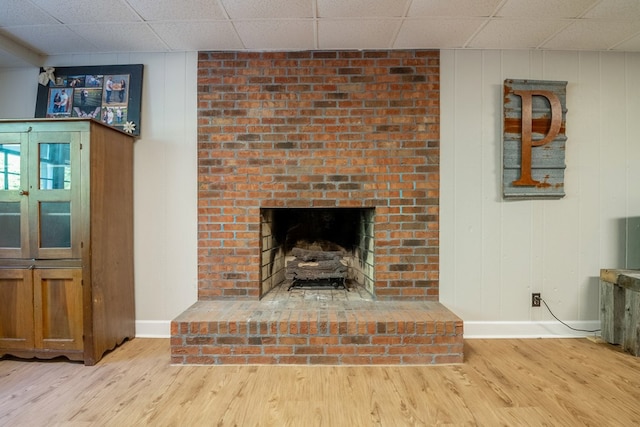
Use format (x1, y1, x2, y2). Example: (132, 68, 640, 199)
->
(35, 64, 144, 136)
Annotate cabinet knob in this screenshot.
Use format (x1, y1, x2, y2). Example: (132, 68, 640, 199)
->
(19, 190, 29, 196)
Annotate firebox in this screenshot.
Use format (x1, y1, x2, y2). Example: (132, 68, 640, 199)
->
(260, 208, 375, 297)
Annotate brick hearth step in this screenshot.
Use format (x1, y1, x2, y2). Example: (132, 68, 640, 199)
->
(171, 300, 463, 365)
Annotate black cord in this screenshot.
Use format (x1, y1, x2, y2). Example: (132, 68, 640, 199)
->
(541, 298, 601, 333)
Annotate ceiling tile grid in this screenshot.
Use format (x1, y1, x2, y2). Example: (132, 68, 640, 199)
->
(126, 0, 228, 21)
(407, 0, 503, 17)
(583, 0, 640, 19)
(318, 19, 400, 49)
(541, 19, 640, 50)
(495, 0, 599, 19)
(468, 19, 571, 50)
(0, 0, 58, 26)
(29, 0, 143, 24)
(317, 0, 409, 18)
(67, 22, 169, 53)
(149, 21, 243, 51)
(0, 0, 640, 67)
(233, 20, 315, 50)
(395, 18, 487, 49)
(1, 24, 98, 55)
(222, 0, 314, 19)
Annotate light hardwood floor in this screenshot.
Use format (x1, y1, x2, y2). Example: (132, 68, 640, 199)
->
(1, 337, 639, 426)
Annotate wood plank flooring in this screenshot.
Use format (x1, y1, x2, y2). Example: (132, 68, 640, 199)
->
(2, 337, 640, 426)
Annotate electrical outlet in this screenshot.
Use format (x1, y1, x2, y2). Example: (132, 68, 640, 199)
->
(532, 293, 541, 307)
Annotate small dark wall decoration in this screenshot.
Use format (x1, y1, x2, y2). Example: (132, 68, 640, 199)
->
(503, 79, 567, 199)
(35, 64, 143, 136)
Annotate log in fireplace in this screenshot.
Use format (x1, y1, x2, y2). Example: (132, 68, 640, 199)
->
(286, 245, 348, 290)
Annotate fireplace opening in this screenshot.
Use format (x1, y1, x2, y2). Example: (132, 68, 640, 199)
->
(260, 208, 375, 297)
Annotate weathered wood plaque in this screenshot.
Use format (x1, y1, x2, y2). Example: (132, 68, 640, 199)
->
(503, 79, 568, 199)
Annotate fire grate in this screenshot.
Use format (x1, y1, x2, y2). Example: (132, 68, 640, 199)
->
(286, 247, 348, 291)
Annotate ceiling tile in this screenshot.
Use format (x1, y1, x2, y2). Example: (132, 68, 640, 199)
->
(395, 18, 485, 48)
(318, 19, 399, 49)
(407, 0, 502, 17)
(496, 0, 598, 18)
(1, 25, 97, 54)
(29, 0, 141, 24)
(234, 20, 315, 49)
(317, 0, 408, 18)
(151, 22, 243, 50)
(0, 0, 58, 26)
(0, 0, 639, 67)
(221, 0, 313, 19)
(583, 0, 640, 19)
(542, 19, 640, 50)
(68, 23, 168, 52)
(468, 18, 569, 49)
(127, 0, 227, 21)
(612, 33, 640, 51)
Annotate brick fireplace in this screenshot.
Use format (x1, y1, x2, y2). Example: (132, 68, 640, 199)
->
(171, 50, 463, 365)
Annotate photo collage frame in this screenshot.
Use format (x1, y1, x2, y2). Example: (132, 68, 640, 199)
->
(36, 64, 143, 136)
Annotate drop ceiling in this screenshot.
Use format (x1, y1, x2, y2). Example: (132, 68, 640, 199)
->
(1, 0, 640, 68)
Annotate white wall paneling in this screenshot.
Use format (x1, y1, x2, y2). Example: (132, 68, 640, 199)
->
(440, 50, 640, 336)
(0, 67, 39, 118)
(2, 49, 640, 337)
(0, 52, 198, 337)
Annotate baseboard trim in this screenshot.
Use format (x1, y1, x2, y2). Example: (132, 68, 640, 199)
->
(136, 320, 171, 338)
(463, 320, 602, 339)
(134, 319, 602, 339)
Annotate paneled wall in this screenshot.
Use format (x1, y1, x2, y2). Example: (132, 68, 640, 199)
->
(0, 52, 199, 336)
(440, 50, 640, 336)
(2, 49, 640, 337)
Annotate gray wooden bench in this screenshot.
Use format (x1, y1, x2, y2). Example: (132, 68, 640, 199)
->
(600, 269, 640, 356)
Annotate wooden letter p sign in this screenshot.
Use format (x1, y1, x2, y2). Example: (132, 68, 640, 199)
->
(503, 80, 567, 199)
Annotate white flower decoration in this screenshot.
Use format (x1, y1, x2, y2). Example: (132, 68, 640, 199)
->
(38, 67, 56, 86)
(123, 121, 136, 134)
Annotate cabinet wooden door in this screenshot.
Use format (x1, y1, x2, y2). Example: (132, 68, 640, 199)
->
(0, 269, 34, 350)
(33, 269, 83, 351)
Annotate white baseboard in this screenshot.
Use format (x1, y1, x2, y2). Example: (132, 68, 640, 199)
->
(134, 320, 601, 339)
(135, 320, 171, 338)
(463, 320, 601, 339)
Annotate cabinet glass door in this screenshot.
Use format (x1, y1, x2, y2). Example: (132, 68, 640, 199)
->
(29, 132, 80, 259)
(0, 133, 29, 258)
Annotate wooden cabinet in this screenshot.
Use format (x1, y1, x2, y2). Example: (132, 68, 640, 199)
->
(0, 119, 135, 365)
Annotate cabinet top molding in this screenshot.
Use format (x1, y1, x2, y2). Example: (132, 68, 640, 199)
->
(0, 118, 136, 138)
